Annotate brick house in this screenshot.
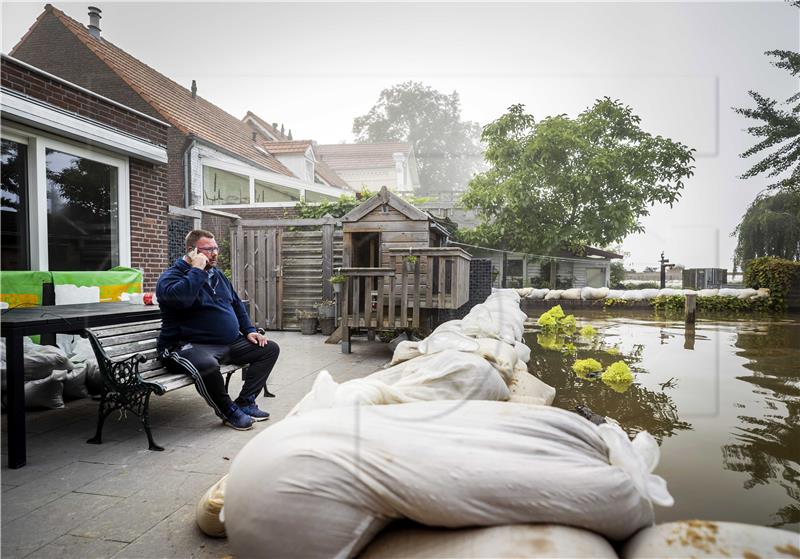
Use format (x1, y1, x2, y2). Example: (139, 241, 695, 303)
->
(1, 54, 169, 289)
(9, 5, 351, 264)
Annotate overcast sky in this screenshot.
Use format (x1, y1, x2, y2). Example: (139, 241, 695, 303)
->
(2, 1, 798, 270)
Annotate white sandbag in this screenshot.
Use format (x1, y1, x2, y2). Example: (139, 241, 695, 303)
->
(418, 331, 480, 355)
(526, 288, 549, 300)
(390, 341, 422, 365)
(697, 288, 718, 297)
(430, 320, 465, 337)
(717, 288, 739, 298)
(513, 340, 531, 364)
(561, 288, 582, 300)
(24, 374, 65, 409)
(621, 290, 644, 301)
(657, 288, 681, 297)
(607, 289, 626, 299)
(737, 288, 757, 299)
(489, 288, 521, 302)
(289, 350, 510, 416)
(509, 361, 555, 405)
(56, 365, 89, 400)
(360, 523, 618, 559)
(54, 284, 100, 305)
(9, 338, 74, 383)
(752, 287, 770, 299)
(461, 306, 501, 340)
(681, 289, 697, 295)
(196, 475, 228, 538)
(516, 287, 533, 298)
(640, 289, 660, 299)
(544, 289, 564, 300)
(622, 520, 800, 558)
(225, 401, 671, 558)
(581, 287, 609, 300)
(474, 338, 519, 383)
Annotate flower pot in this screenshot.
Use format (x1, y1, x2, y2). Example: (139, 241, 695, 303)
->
(319, 317, 336, 336)
(404, 260, 416, 273)
(318, 304, 336, 319)
(299, 317, 317, 335)
(332, 282, 342, 294)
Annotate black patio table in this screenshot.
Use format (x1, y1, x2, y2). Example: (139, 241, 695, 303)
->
(1, 302, 162, 469)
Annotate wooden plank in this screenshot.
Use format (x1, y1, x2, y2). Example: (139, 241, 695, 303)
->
(238, 218, 336, 227)
(273, 228, 281, 330)
(341, 278, 350, 352)
(344, 221, 429, 233)
(235, 224, 244, 295)
(360, 211, 412, 222)
(343, 233, 352, 267)
(388, 262, 396, 328)
(340, 267, 394, 276)
(426, 255, 433, 307)
(353, 277, 360, 328)
(401, 260, 408, 328)
(380, 232, 430, 244)
(246, 230, 256, 320)
(256, 229, 266, 329)
(322, 221, 334, 301)
(93, 320, 162, 338)
(376, 275, 385, 329)
(386, 247, 471, 258)
(364, 276, 372, 329)
(438, 255, 446, 308)
(413, 258, 421, 328)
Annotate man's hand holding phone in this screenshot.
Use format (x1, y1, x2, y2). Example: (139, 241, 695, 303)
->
(187, 248, 208, 270)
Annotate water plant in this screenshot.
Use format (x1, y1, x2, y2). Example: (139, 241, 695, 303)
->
(579, 325, 598, 338)
(572, 358, 602, 376)
(601, 360, 633, 384)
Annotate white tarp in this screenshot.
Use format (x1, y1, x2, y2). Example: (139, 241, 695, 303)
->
(225, 401, 672, 558)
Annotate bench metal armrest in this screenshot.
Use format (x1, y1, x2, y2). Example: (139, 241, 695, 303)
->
(82, 329, 149, 392)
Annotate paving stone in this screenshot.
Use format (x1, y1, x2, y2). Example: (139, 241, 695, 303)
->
(112, 504, 230, 559)
(70, 493, 185, 543)
(1, 492, 120, 558)
(2, 461, 122, 524)
(25, 534, 126, 559)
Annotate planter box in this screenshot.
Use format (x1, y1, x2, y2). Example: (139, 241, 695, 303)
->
(299, 317, 317, 335)
(318, 304, 336, 319)
(319, 317, 336, 336)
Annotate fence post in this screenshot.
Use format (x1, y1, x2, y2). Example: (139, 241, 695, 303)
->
(685, 293, 697, 324)
(322, 215, 334, 302)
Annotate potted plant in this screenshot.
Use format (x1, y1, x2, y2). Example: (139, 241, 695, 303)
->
(297, 309, 318, 335)
(316, 300, 337, 335)
(329, 273, 346, 294)
(403, 254, 418, 273)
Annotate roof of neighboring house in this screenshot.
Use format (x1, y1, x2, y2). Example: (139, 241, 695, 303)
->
(14, 5, 294, 177)
(243, 111, 290, 141)
(261, 140, 313, 154)
(316, 142, 414, 170)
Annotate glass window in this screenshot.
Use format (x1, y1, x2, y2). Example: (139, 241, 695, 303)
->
(46, 148, 119, 271)
(305, 190, 341, 203)
(1, 139, 29, 270)
(203, 166, 249, 205)
(254, 179, 300, 203)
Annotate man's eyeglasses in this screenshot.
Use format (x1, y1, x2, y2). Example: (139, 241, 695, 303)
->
(196, 246, 219, 254)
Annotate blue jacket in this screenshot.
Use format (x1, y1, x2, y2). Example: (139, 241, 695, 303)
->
(156, 258, 255, 350)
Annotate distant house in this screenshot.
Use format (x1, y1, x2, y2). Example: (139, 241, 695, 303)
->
(1, 54, 168, 288)
(317, 142, 421, 195)
(9, 5, 350, 262)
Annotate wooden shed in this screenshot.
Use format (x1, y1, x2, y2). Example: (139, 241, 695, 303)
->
(338, 187, 471, 351)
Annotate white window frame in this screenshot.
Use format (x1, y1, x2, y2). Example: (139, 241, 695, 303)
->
(1, 123, 131, 271)
(198, 157, 348, 209)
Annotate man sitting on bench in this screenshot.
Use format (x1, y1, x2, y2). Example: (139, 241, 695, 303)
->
(156, 229, 279, 430)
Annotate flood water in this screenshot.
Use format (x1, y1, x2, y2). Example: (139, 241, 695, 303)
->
(524, 310, 800, 531)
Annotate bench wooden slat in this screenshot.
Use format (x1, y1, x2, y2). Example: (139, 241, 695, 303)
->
(105, 339, 158, 358)
(92, 320, 162, 338)
(151, 374, 196, 392)
(97, 329, 160, 345)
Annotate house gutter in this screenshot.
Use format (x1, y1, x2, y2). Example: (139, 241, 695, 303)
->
(182, 134, 197, 207)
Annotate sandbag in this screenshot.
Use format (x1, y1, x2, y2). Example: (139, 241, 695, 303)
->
(544, 289, 564, 300)
(390, 340, 422, 365)
(196, 475, 228, 538)
(717, 288, 739, 297)
(24, 374, 65, 409)
(513, 340, 531, 364)
(509, 363, 555, 405)
(474, 338, 519, 383)
(640, 289, 660, 299)
(752, 287, 770, 299)
(288, 350, 510, 416)
(561, 288, 582, 300)
(697, 288, 718, 297)
(489, 288, 521, 303)
(56, 365, 89, 400)
(360, 523, 618, 559)
(526, 288, 549, 300)
(23, 338, 73, 381)
(581, 286, 609, 300)
(516, 287, 533, 298)
(657, 288, 681, 297)
(225, 402, 671, 558)
(622, 520, 800, 558)
(621, 290, 644, 301)
(736, 288, 758, 299)
(418, 331, 479, 355)
(606, 289, 625, 299)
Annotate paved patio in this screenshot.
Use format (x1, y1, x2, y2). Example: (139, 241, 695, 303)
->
(1, 332, 391, 559)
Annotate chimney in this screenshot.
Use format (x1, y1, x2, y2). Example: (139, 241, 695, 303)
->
(191, 80, 197, 98)
(252, 132, 257, 141)
(287, 129, 293, 140)
(87, 6, 102, 39)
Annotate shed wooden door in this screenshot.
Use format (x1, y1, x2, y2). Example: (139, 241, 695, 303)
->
(231, 226, 280, 330)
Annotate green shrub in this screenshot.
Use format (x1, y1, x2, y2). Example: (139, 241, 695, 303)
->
(743, 256, 800, 312)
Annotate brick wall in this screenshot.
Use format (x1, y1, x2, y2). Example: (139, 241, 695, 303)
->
(2, 57, 168, 146)
(129, 158, 168, 290)
(167, 128, 188, 207)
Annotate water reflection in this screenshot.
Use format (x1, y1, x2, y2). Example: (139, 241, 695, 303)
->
(724, 321, 800, 527)
(526, 329, 692, 443)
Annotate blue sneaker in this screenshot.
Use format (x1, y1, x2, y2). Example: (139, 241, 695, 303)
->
(236, 396, 270, 421)
(223, 403, 254, 431)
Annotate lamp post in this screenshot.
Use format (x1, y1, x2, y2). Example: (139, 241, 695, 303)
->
(659, 252, 675, 289)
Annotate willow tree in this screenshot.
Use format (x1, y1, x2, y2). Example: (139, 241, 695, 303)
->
(733, 190, 800, 267)
(461, 100, 695, 255)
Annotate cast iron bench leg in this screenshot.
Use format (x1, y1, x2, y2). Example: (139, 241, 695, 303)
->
(141, 392, 164, 451)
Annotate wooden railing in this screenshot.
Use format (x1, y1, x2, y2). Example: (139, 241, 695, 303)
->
(339, 247, 471, 333)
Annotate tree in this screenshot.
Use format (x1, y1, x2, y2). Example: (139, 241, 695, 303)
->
(733, 4, 800, 193)
(733, 190, 800, 267)
(460, 100, 696, 255)
(353, 81, 483, 196)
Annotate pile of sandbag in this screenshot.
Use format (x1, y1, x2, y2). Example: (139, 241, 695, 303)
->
(224, 401, 673, 558)
(0, 335, 101, 410)
(513, 286, 770, 302)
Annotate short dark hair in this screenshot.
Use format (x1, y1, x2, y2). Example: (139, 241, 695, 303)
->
(185, 229, 215, 251)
